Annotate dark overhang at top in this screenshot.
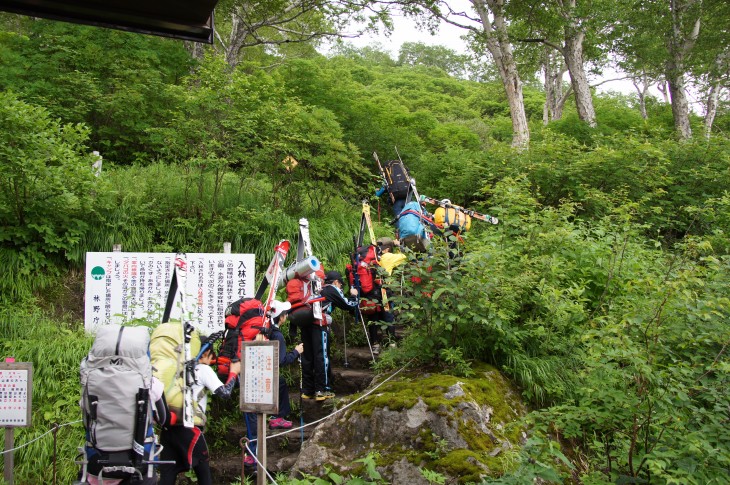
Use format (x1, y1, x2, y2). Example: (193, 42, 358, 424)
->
(0, 0, 219, 43)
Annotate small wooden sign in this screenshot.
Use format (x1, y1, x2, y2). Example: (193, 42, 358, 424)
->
(0, 362, 32, 427)
(240, 341, 279, 414)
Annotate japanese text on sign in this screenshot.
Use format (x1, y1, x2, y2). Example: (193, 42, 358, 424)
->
(240, 342, 279, 414)
(0, 363, 32, 427)
(85, 252, 254, 333)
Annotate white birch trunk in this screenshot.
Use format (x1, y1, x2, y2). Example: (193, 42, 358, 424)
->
(665, 0, 701, 140)
(704, 82, 720, 139)
(473, 0, 530, 148)
(543, 47, 568, 124)
(563, 20, 596, 127)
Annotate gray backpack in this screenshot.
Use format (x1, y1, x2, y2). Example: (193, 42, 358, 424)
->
(80, 325, 153, 452)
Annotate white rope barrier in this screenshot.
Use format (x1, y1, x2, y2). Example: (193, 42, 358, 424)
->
(0, 420, 82, 455)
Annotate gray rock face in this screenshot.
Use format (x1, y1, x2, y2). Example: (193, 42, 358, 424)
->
(291, 367, 526, 483)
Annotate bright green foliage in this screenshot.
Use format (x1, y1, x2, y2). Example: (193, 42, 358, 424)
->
(0, 309, 92, 483)
(0, 92, 97, 298)
(0, 19, 191, 162)
(381, 174, 729, 482)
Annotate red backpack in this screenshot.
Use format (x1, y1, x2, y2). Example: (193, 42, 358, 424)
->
(216, 298, 264, 379)
(346, 245, 380, 294)
(286, 267, 325, 307)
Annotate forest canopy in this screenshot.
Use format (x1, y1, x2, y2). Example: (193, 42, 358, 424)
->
(0, 3, 728, 484)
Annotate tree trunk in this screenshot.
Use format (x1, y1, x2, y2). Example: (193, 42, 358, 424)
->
(657, 81, 670, 104)
(704, 81, 719, 139)
(224, 10, 247, 69)
(666, 67, 692, 139)
(543, 47, 567, 124)
(704, 51, 729, 139)
(632, 74, 650, 120)
(473, 0, 530, 148)
(185, 41, 206, 61)
(664, 0, 701, 140)
(563, 26, 596, 127)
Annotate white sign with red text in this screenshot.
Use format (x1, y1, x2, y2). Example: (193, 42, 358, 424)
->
(84, 252, 255, 333)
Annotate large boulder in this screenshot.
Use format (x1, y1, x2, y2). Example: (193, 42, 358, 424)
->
(292, 364, 527, 483)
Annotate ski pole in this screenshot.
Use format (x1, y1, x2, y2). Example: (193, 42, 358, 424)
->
(343, 313, 349, 368)
(298, 357, 304, 448)
(357, 307, 375, 362)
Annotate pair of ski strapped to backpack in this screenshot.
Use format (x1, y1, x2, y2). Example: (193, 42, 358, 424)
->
(285, 218, 326, 326)
(346, 201, 390, 315)
(374, 150, 499, 235)
(77, 255, 218, 483)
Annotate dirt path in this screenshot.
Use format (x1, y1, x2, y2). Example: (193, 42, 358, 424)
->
(203, 347, 376, 484)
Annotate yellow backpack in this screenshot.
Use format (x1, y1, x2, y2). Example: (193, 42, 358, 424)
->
(150, 322, 205, 426)
(434, 206, 472, 232)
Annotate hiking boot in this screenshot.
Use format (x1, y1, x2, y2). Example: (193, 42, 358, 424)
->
(244, 455, 256, 468)
(269, 417, 293, 429)
(315, 390, 335, 401)
(301, 391, 315, 400)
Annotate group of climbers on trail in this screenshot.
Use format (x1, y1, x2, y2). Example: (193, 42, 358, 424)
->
(74, 154, 497, 484)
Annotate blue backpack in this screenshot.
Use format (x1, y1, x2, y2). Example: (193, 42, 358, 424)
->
(397, 201, 427, 239)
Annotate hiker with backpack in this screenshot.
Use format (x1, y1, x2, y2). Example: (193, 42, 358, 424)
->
(210, 297, 265, 471)
(368, 237, 408, 353)
(375, 158, 413, 217)
(239, 300, 304, 468)
(268, 300, 304, 429)
(78, 324, 170, 485)
(397, 200, 433, 253)
(158, 334, 239, 485)
(299, 270, 358, 401)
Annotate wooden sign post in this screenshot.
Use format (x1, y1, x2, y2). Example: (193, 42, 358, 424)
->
(1, 360, 33, 485)
(240, 341, 279, 485)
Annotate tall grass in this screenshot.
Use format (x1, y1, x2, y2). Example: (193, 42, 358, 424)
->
(0, 309, 92, 484)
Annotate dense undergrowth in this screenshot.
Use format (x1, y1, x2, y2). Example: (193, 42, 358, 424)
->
(1, 20, 729, 484)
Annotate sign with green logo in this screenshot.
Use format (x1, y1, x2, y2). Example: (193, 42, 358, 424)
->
(91, 266, 105, 280)
(84, 252, 255, 333)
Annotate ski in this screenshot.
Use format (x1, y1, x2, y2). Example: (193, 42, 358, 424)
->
(260, 240, 290, 333)
(373, 151, 395, 205)
(296, 218, 324, 321)
(360, 201, 390, 310)
(172, 254, 196, 428)
(395, 147, 422, 205)
(419, 195, 499, 225)
(361, 201, 376, 246)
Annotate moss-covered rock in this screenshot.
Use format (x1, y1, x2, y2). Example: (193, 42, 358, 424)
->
(291, 363, 527, 484)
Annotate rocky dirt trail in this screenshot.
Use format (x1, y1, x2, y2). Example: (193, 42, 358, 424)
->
(205, 346, 376, 484)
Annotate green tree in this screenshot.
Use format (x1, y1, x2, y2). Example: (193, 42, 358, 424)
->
(0, 17, 192, 161)
(0, 92, 97, 274)
(397, 41, 472, 77)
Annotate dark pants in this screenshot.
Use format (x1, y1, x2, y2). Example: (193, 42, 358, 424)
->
(392, 198, 406, 218)
(277, 375, 291, 417)
(244, 412, 258, 458)
(158, 426, 211, 485)
(300, 320, 332, 393)
(368, 310, 395, 344)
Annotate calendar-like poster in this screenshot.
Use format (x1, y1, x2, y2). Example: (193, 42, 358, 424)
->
(240, 341, 279, 414)
(0, 362, 32, 427)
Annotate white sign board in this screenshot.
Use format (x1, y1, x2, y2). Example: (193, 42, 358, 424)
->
(240, 341, 279, 414)
(0, 363, 32, 427)
(85, 252, 255, 332)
